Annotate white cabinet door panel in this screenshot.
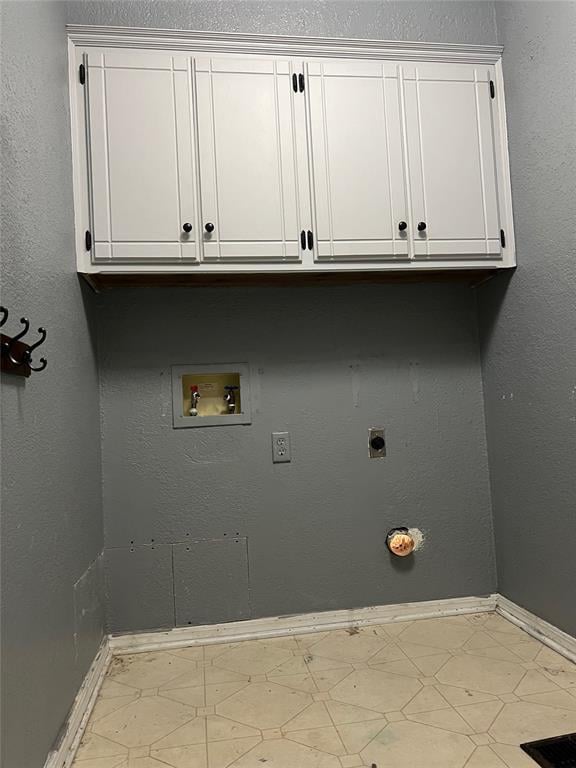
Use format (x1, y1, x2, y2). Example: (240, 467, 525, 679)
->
(194, 57, 307, 262)
(86, 51, 198, 263)
(403, 63, 501, 259)
(306, 60, 409, 262)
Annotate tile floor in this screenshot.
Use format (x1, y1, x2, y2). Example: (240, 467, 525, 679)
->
(73, 612, 576, 768)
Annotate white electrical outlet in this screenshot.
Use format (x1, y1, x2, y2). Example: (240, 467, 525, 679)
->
(272, 431, 291, 463)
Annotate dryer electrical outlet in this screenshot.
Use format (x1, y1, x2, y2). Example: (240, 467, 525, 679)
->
(369, 428, 387, 458)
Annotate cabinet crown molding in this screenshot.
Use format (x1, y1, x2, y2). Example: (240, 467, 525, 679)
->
(66, 24, 503, 64)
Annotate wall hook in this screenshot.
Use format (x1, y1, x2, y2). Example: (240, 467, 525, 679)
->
(28, 356, 48, 372)
(26, 327, 46, 355)
(25, 327, 47, 371)
(1, 309, 48, 377)
(6, 317, 30, 365)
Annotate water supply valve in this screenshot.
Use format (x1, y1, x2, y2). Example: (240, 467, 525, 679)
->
(190, 385, 200, 416)
(224, 385, 239, 414)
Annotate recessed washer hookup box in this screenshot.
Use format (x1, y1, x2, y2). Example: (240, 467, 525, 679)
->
(171, 363, 252, 428)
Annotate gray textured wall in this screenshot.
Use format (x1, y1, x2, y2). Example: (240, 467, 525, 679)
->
(479, 2, 576, 636)
(67, 0, 498, 43)
(5, 0, 575, 763)
(97, 284, 496, 632)
(67, 0, 499, 635)
(0, 2, 104, 767)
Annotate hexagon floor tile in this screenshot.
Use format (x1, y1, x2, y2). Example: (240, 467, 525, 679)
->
(92, 697, 196, 747)
(361, 721, 475, 767)
(72, 611, 576, 768)
(489, 700, 576, 745)
(331, 668, 421, 713)
(397, 617, 475, 651)
(107, 652, 199, 690)
(215, 642, 292, 676)
(436, 654, 526, 695)
(232, 738, 341, 767)
(216, 682, 312, 729)
(307, 629, 387, 662)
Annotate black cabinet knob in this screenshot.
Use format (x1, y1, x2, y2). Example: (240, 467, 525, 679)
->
(398, 221, 407, 231)
(182, 222, 192, 233)
(417, 221, 427, 232)
(204, 222, 215, 233)
(370, 435, 386, 451)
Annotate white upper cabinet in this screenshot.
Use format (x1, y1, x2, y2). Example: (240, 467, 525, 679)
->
(83, 51, 199, 263)
(403, 63, 502, 260)
(194, 57, 309, 262)
(69, 29, 515, 279)
(306, 60, 408, 262)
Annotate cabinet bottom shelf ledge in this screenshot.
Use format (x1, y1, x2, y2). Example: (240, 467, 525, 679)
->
(80, 267, 513, 291)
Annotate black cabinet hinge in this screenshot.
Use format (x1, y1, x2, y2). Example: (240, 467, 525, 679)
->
(79, 63, 86, 85)
(299, 73, 305, 93)
(85, 230, 92, 251)
(500, 229, 506, 248)
(490, 80, 495, 99)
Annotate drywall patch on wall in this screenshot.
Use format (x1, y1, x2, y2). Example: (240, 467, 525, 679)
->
(104, 538, 251, 632)
(73, 553, 105, 669)
(173, 538, 251, 626)
(105, 545, 175, 633)
(408, 527, 425, 551)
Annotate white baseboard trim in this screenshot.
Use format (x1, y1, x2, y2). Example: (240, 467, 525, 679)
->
(44, 639, 112, 768)
(496, 594, 576, 665)
(109, 594, 497, 654)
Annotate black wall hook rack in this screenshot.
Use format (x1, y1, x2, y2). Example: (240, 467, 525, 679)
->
(0, 306, 47, 377)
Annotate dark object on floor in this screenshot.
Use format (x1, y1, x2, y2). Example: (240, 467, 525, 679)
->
(521, 732, 576, 767)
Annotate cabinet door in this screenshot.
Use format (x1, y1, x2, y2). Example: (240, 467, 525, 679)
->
(85, 51, 198, 263)
(306, 60, 409, 262)
(403, 63, 501, 260)
(194, 57, 308, 262)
